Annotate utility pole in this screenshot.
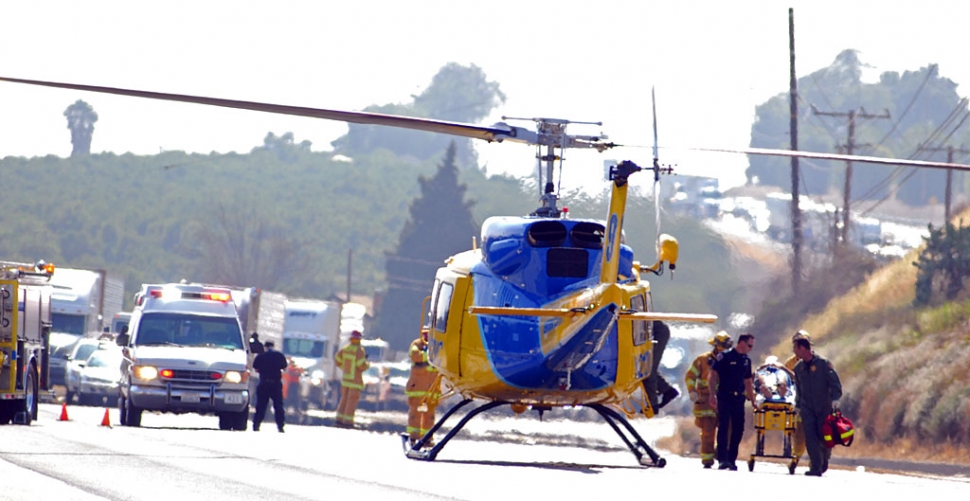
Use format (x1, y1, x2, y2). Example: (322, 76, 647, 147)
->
(917, 144, 970, 222)
(788, 8, 802, 293)
(346, 248, 353, 303)
(812, 106, 891, 246)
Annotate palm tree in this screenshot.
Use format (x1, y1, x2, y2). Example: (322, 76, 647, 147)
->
(64, 100, 98, 156)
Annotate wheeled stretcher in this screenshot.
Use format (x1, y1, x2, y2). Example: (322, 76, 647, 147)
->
(747, 362, 799, 474)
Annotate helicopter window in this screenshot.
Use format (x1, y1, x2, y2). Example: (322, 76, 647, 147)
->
(527, 221, 567, 247)
(546, 248, 588, 278)
(630, 295, 648, 346)
(433, 282, 454, 331)
(424, 280, 440, 329)
(570, 222, 605, 249)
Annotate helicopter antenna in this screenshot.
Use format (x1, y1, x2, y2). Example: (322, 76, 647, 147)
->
(652, 88, 663, 254)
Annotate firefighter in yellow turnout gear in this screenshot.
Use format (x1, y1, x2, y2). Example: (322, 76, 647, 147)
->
(406, 330, 440, 446)
(334, 330, 370, 428)
(685, 331, 733, 468)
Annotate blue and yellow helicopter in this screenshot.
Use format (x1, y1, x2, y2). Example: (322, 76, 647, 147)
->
(3, 76, 970, 467)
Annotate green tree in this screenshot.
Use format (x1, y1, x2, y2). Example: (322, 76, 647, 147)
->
(258, 131, 312, 163)
(747, 50, 970, 205)
(179, 203, 302, 291)
(376, 142, 478, 349)
(332, 62, 505, 168)
(64, 100, 98, 156)
(914, 221, 970, 305)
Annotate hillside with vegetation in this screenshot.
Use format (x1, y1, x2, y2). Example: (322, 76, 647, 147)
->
(777, 213, 970, 461)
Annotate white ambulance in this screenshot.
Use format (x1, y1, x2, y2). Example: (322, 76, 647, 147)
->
(117, 283, 250, 430)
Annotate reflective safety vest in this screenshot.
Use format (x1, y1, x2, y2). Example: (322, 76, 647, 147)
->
(335, 343, 369, 390)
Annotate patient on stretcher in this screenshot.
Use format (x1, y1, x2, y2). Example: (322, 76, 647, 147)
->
(754, 356, 796, 406)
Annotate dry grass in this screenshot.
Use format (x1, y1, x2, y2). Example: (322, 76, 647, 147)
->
(748, 207, 970, 462)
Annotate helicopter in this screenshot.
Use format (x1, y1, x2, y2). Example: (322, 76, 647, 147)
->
(3, 76, 970, 467)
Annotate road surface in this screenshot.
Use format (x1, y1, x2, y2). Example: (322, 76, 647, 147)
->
(1, 403, 966, 500)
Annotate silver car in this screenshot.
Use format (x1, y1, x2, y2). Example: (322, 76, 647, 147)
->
(65, 338, 110, 404)
(77, 348, 124, 406)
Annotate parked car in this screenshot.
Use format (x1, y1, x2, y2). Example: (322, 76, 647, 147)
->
(361, 360, 410, 411)
(65, 338, 106, 404)
(49, 333, 82, 386)
(76, 348, 124, 406)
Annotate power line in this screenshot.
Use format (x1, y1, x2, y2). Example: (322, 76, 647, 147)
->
(812, 105, 891, 245)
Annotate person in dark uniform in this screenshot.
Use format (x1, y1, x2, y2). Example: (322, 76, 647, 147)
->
(248, 332, 265, 355)
(252, 340, 288, 432)
(792, 336, 843, 476)
(708, 333, 757, 470)
(641, 321, 680, 414)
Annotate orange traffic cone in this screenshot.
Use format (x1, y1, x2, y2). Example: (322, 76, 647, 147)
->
(59, 402, 69, 421)
(100, 408, 111, 427)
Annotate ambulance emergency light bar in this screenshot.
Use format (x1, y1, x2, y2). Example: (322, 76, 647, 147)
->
(148, 288, 232, 302)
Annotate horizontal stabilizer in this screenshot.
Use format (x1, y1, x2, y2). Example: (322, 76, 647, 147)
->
(618, 312, 718, 323)
(468, 305, 595, 317)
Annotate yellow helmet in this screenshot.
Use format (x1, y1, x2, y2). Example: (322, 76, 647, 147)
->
(709, 331, 733, 350)
(792, 329, 812, 344)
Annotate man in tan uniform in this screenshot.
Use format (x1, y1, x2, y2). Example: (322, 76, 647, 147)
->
(783, 330, 810, 465)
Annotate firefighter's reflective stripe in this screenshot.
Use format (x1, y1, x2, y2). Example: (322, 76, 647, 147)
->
(686, 362, 710, 392)
(335, 344, 368, 389)
(693, 408, 716, 418)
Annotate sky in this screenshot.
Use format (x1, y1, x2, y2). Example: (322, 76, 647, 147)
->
(2, 1, 970, 194)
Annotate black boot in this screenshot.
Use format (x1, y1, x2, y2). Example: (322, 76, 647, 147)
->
(657, 387, 680, 410)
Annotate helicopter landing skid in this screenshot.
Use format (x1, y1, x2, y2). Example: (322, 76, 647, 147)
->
(400, 399, 666, 468)
(588, 403, 666, 468)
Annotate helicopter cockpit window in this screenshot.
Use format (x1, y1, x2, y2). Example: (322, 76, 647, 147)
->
(433, 282, 454, 331)
(630, 295, 648, 346)
(527, 221, 567, 247)
(569, 222, 604, 249)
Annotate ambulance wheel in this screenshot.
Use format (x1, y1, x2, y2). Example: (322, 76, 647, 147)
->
(748, 459, 755, 472)
(231, 409, 249, 431)
(124, 393, 142, 427)
(118, 395, 127, 425)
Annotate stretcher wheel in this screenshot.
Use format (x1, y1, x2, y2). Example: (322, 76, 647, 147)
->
(747, 459, 755, 472)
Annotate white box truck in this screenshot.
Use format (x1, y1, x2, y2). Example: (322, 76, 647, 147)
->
(281, 299, 341, 409)
(48, 267, 124, 385)
(50, 267, 124, 336)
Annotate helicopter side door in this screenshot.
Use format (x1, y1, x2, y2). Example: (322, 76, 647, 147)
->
(427, 271, 470, 381)
(629, 293, 653, 381)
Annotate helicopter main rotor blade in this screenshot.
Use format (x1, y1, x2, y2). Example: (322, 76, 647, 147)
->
(0, 76, 523, 144)
(691, 146, 970, 171)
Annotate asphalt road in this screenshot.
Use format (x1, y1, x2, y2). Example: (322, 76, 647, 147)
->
(0, 403, 966, 501)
